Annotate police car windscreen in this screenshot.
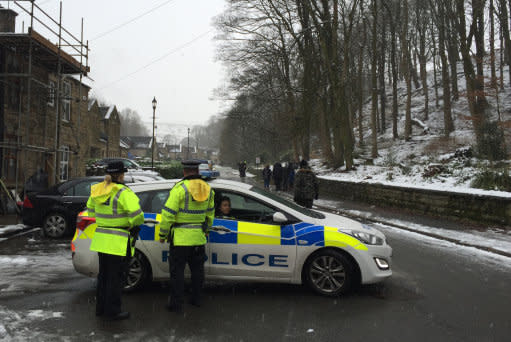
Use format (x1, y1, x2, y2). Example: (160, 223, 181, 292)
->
(250, 187, 325, 219)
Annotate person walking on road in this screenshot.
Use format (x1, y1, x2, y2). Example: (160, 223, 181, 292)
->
(273, 162, 283, 191)
(293, 160, 319, 209)
(86, 161, 144, 321)
(262, 164, 272, 190)
(287, 162, 295, 191)
(159, 160, 215, 313)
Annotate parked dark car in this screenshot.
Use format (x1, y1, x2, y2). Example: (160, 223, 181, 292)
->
(94, 158, 142, 170)
(22, 177, 104, 238)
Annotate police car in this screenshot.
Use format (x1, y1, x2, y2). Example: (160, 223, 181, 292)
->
(71, 179, 392, 296)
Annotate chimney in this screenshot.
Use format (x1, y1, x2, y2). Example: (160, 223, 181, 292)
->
(0, 6, 17, 33)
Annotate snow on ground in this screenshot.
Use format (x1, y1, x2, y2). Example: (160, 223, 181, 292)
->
(310, 60, 511, 196)
(0, 306, 66, 342)
(0, 225, 27, 237)
(0, 247, 73, 296)
(316, 198, 511, 258)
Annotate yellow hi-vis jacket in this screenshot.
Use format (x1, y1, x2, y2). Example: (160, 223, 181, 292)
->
(86, 181, 144, 256)
(159, 177, 215, 246)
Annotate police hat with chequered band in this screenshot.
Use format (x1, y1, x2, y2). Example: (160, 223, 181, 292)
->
(106, 161, 128, 174)
(181, 159, 202, 169)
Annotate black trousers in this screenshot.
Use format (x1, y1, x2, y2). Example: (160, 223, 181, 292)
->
(295, 198, 313, 209)
(168, 245, 205, 307)
(96, 245, 130, 316)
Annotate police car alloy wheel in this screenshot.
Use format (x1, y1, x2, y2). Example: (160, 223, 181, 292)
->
(43, 212, 68, 238)
(304, 249, 355, 296)
(124, 251, 150, 292)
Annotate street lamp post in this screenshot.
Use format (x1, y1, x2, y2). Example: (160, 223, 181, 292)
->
(187, 128, 190, 159)
(151, 97, 157, 169)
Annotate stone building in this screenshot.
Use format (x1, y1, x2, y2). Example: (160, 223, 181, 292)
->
(0, 7, 121, 189)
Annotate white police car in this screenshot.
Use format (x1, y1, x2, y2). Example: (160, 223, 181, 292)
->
(71, 179, 392, 296)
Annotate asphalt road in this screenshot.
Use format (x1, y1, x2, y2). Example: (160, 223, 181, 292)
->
(1, 168, 510, 341)
(1, 219, 510, 341)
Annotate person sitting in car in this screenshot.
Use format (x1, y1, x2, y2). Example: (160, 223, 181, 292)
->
(216, 196, 235, 219)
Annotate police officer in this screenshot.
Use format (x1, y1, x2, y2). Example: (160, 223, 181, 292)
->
(159, 159, 215, 313)
(86, 161, 144, 320)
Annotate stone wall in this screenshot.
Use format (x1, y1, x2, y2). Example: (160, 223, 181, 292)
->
(318, 178, 511, 226)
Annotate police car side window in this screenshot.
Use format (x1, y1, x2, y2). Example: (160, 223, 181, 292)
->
(150, 190, 170, 213)
(220, 191, 276, 223)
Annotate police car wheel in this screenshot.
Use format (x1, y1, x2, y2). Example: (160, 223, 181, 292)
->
(124, 251, 150, 292)
(305, 249, 354, 296)
(42, 212, 68, 238)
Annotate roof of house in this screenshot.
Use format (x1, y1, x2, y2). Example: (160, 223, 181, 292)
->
(121, 136, 153, 149)
(99, 105, 116, 120)
(88, 99, 97, 111)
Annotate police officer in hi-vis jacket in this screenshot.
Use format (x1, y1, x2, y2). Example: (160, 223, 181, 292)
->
(86, 161, 144, 320)
(159, 160, 215, 313)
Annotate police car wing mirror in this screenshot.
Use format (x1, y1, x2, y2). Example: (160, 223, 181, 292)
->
(273, 212, 288, 224)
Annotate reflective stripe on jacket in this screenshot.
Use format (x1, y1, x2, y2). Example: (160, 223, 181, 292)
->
(159, 177, 215, 246)
(86, 181, 144, 256)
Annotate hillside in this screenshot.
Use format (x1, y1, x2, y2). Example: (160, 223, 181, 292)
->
(314, 61, 511, 195)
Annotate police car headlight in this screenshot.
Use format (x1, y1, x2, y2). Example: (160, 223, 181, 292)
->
(344, 230, 384, 245)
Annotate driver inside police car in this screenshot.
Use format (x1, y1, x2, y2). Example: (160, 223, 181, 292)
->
(216, 196, 234, 219)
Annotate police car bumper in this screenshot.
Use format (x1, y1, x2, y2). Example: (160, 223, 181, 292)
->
(357, 244, 392, 284)
(72, 239, 99, 278)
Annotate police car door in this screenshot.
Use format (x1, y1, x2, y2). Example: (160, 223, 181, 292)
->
(209, 191, 295, 280)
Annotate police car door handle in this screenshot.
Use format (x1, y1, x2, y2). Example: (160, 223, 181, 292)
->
(212, 226, 230, 233)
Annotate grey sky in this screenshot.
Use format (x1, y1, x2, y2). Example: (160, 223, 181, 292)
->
(10, 0, 226, 126)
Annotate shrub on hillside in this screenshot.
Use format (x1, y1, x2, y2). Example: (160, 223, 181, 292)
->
(476, 121, 507, 161)
(470, 168, 511, 191)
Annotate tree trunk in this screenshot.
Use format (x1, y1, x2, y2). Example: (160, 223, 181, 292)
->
(371, 0, 379, 157)
(401, 0, 412, 140)
(498, 0, 511, 86)
(438, 0, 454, 135)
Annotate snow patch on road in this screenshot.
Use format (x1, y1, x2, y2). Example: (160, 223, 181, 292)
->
(0, 306, 65, 341)
(0, 253, 73, 295)
(0, 224, 27, 236)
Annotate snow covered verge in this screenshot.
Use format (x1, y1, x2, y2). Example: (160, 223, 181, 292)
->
(316, 198, 511, 258)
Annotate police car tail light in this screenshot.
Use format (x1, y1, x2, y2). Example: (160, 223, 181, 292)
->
(76, 214, 95, 231)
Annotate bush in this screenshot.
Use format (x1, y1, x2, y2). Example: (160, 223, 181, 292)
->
(476, 121, 507, 161)
(471, 168, 511, 191)
(155, 163, 183, 179)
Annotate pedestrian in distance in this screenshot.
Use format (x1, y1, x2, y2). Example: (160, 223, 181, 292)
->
(159, 160, 215, 313)
(282, 162, 290, 191)
(287, 162, 295, 191)
(239, 161, 247, 178)
(262, 164, 272, 190)
(273, 162, 283, 191)
(293, 160, 319, 209)
(86, 161, 144, 321)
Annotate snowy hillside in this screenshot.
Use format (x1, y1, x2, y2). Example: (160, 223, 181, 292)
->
(316, 61, 511, 195)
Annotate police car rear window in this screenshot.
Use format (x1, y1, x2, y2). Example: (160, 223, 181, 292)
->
(251, 187, 325, 219)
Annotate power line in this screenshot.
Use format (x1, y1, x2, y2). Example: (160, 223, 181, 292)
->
(98, 29, 213, 90)
(91, 0, 177, 41)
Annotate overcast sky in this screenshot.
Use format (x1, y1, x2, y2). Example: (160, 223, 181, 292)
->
(9, 0, 227, 127)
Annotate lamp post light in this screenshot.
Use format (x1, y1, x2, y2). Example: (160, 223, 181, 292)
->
(151, 97, 157, 170)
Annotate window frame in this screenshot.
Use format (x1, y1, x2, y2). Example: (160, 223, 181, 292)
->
(59, 146, 70, 181)
(62, 81, 71, 122)
(48, 80, 55, 107)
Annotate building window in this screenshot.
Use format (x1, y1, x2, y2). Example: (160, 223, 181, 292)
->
(48, 81, 55, 107)
(62, 81, 71, 121)
(59, 146, 69, 181)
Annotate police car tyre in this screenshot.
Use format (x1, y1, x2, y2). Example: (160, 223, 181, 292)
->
(124, 251, 150, 292)
(304, 249, 355, 297)
(42, 212, 68, 238)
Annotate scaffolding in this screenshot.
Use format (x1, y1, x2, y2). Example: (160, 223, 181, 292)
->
(0, 0, 89, 200)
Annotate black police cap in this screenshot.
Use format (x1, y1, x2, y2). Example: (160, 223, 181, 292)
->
(181, 159, 202, 169)
(106, 161, 128, 174)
